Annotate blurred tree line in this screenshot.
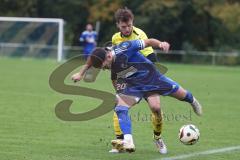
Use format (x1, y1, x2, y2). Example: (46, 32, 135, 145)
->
(0, 0, 239, 52)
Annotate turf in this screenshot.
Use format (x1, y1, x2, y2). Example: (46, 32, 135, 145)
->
(0, 57, 240, 160)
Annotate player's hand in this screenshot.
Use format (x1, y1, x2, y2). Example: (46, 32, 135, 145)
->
(159, 42, 170, 52)
(71, 72, 83, 83)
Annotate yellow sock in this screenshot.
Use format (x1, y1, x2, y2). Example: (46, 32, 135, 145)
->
(151, 112, 163, 139)
(113, 112, 123, 139)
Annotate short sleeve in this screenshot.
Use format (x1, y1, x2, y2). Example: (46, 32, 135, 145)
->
(139, 30, 148, 40)
(120, 40, 145, 53)
(111, 34, 117, 45)
(79, 32, 85, 42)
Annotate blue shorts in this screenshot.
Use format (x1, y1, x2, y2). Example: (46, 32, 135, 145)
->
(116, 75, 179, 99)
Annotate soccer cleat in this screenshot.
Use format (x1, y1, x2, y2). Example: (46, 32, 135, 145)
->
(123, 140, 135, 153)
(109, 148, 120, 153)
(154, 137, 167, 154)
(110, 139, 135, 153)
(191, 97, 203, 116)
(109, 139, 125, 153)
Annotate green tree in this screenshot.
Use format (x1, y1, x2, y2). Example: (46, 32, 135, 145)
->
(0, 0, 239, 51)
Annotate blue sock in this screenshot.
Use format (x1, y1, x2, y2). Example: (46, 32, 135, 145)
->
(182, 91, 194, 103)
(115, 106, 131, 134)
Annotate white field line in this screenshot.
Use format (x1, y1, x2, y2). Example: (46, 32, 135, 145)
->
(154, 145, 240, 160)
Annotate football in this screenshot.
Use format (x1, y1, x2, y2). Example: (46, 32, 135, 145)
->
(178, 124, 200, 145)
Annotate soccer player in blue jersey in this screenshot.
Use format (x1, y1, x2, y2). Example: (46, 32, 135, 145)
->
(75, 10, 166, 152)
(72, 39, 202, 153)
(111, 8, 163, 154)
(79, 24, 98, 59)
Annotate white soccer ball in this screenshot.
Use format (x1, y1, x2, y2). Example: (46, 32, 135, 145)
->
(178, 124, 200, 145)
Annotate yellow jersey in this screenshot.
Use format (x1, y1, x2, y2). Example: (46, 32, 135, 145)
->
(112, 26, 154, 57)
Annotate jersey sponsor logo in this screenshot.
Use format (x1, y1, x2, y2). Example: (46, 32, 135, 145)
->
(116, 66, 138, 79)
(119, 41, 132, 50)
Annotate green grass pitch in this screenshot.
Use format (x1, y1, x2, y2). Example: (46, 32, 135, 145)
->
(0, 57, 240, 160)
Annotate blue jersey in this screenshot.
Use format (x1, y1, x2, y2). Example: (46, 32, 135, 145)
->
(111, 40, 179, 98)
(111, 40, 156, 80)
(79, 31, 97, 56)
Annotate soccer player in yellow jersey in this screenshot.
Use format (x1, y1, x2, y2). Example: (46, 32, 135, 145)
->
(109, 8, 167, 154)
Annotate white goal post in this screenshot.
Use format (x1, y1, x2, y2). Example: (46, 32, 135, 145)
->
(0, 17, 64, 61)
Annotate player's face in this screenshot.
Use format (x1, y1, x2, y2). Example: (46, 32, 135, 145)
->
(86, 24, 93, 31)
(117, 20, 133, 36)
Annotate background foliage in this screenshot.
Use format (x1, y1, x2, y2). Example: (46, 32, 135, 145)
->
(0, 0, 239, 52)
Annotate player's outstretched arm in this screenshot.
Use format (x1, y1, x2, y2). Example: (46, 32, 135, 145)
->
(71, 58, 92, 82)
(144, 39, 170, 52)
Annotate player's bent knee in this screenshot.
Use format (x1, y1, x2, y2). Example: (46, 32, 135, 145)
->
(148, 102, 161, 112)
(116, 95, 137, 107)
(147, 104, 160, 115)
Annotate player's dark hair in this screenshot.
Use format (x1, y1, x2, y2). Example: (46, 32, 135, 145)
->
(115, 7, 134, 23)
(90, 48, 107, 68)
